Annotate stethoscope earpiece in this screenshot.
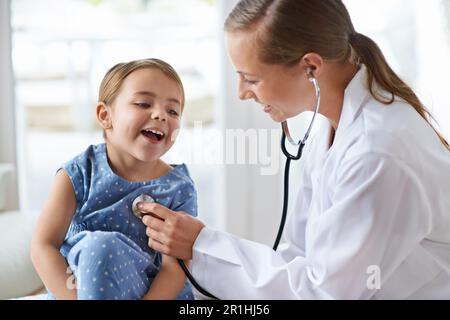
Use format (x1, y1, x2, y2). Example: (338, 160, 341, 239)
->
(132, 194, 155, 219)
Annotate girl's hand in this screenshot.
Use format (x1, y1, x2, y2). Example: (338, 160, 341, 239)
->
(139, 202, 205, 260)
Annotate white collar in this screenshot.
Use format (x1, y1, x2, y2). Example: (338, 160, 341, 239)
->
(333, 65, 371, 144)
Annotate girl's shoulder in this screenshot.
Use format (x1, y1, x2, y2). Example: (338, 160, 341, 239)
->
(63, 143, 106, 172)
(165, 163, 195, 187)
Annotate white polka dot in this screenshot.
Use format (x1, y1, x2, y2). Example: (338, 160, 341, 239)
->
(102, 244, 106, 248)
(89, 295, 93, 299)
(116, 225, 120, 228)
(94, 236, 98, 240)
(112, 239, 115, 243)
(110, 283, 113, 287)
(104, 271, 109, 276)
(91, 252, 95, 256)
(100, 287, 104, 292)
(97, 260, 102, 265)
(93, 277, 97, 282)
(87, 269, 90, 273)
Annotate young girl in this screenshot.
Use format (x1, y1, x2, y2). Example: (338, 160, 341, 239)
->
(30, 58, 197, 300)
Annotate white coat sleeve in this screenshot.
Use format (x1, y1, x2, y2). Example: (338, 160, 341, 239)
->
(190, 152, 431, 299)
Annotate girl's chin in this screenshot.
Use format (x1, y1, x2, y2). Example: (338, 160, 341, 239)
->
(134, 148, 166, 163)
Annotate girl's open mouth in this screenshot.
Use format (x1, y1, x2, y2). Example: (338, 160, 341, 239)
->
(141, 129, 165, 143)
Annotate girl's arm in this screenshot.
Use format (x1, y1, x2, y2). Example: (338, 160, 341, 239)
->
(30, 170, 77, 300)
(142, 254, 187, 300)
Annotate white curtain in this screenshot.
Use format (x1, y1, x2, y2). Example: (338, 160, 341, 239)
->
(0, 0, 19, 211)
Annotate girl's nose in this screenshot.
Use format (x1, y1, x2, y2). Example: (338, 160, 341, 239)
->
(150, 106, 166, 121)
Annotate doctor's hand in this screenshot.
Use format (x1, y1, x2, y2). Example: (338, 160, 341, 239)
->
(138, 202, 205, 260)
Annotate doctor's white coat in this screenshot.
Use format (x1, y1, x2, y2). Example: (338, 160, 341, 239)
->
(190, 66, 450, 299)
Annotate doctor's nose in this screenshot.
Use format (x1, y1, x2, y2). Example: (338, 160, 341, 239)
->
(238, 80, 255, 101)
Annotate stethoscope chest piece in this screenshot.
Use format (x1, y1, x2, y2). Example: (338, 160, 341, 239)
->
(132, 194, 155, 219)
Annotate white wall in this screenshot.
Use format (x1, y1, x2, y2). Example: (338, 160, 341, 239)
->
(414, 0, 450, 139)
(217, 0, 282, 245)
(0, 0, 19, 211)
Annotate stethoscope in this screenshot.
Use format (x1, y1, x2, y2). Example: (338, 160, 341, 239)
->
(132, 71, 321, 300)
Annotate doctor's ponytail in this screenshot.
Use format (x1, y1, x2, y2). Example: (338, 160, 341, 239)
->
(348, 32, 450, 151)
(225, 0, 450, 151)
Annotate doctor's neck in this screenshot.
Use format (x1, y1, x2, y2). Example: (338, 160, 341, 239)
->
(317, 61, 359, 132)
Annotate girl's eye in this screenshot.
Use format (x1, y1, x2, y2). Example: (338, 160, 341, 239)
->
(134, 102, 151, 108)
(168, 109, 179, 116)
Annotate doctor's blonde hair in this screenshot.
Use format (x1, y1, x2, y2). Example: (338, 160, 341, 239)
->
(225, 0, 450, 151)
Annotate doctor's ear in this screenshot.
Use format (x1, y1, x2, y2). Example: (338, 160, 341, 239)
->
(96, 102, 112, 130)
(301, 53, 323, 78)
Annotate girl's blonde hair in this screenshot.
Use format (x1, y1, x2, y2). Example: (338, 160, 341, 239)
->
(225, 0, 450, 150)
(99, 58, 185, 109)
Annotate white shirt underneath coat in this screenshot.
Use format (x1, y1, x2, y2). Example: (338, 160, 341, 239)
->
(190, 66, 450, 299)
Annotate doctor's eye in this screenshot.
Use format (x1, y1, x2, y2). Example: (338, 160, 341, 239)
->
(244, 79, 259, 85)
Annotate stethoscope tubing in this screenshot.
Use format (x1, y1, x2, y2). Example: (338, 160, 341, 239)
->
(176, 75, 321, 300)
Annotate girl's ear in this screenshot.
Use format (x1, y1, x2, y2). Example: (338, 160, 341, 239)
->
(96, 102, 112, 129)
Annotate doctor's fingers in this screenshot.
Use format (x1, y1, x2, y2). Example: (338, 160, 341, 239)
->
(147, 233, 168, 254)
(143, 215, 165, 232)
(138, 202, 172, 220)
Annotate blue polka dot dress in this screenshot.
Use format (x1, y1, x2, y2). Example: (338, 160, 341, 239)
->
(46, 143, 198, 300)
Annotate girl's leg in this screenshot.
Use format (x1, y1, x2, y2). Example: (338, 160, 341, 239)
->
(66, 231, 156, 300)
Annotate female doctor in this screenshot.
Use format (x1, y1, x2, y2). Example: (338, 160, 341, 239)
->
(140, 0, 450, 299)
